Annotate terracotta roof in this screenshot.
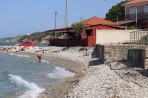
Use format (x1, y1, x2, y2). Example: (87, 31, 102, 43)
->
(124, 0, 148, 6)
(80, 16, 116, 26)
(89, 24, 124, 29)
(46, 16, 117, 32)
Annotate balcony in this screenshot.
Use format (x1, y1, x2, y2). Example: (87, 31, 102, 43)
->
(126, 12, 148, 20)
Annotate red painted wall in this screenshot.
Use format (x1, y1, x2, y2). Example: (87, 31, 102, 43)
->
(52, 39, 87, 46)
(52, 25, 120, 47)
(81, 25, 119, 47)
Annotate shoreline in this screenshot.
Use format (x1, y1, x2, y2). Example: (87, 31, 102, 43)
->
(1, 46, 148, 97)
(18, 52, 86, 98)
(0, 47, 88, 98)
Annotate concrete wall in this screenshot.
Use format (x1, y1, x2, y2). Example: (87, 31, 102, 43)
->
(128, 49, 145, 68)
(137, 5, 145, 13)
(96, 30, 136, 45)
(103, 45, 148, 69)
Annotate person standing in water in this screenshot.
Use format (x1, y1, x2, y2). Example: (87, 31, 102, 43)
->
(37, 52, 43, 63)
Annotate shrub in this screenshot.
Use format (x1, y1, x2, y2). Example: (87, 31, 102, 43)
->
(79, 47, 87, 51)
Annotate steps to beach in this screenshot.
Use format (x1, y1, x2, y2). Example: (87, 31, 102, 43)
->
(144, 49, 148, 69)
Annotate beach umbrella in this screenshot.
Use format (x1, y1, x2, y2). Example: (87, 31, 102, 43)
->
(43, 35, 55, 46)
(43, 35, 55, 40)
(58, 33, 72, 47)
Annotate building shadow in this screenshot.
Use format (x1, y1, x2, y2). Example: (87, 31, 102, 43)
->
(107, 61, 128, 70)
(122, 60, 148, 77)
(136, 69, 148, 77)
(89, 44, 104, 66)
(89, 46, 148, 78)
(89, 58, 104, 66)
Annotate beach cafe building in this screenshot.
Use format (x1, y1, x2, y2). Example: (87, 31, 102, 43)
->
(47, 16, 121, 47)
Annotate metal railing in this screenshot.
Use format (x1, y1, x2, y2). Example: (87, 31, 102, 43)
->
(126, 12, 148, 20)
(129, 30, 148, 49)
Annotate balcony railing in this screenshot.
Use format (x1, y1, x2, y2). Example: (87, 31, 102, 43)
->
(126, 12, 148, 20)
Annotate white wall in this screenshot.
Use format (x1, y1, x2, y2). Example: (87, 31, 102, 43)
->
(96, 30, 137, 45)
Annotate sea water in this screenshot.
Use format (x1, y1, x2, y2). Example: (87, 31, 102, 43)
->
(0, 42, 48, 47)
(0, 53, 74, 98)
(0, 42, 18, 46)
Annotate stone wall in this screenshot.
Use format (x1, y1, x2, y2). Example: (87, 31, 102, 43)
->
(145, 49, 148, 69)
(92, 44, 148, 69)
(128, 49, 145, 68)
(102, 45, 148, 69)
(104, 45, 130, 62)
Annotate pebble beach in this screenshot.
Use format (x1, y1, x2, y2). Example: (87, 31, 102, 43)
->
(0, 46, 148, 98)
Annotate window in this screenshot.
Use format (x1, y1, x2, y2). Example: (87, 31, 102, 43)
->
(130, 6, 136, 14)
(144, 5, 148, 13)
(86, 29, 92, 36)
(130, 6, 136, 18)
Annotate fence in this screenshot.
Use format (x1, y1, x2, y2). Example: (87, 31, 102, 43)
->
(104, 30, 148, 69)
(129, 30, 148, 48)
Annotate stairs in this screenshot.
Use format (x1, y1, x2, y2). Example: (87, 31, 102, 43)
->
(144, 49, 148, 69)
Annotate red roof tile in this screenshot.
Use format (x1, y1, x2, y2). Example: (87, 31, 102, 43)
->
(47, 16, 117, 32)
(124, 0, 148, 6)
(80, 16, 116, 26)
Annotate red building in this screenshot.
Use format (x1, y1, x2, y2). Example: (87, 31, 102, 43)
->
(47, 16, 121, 47)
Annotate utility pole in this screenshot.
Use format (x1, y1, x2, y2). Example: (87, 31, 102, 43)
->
(65, 0, 68, 27)
(55, 11, 57, 37)
(55, 11, 57, 29)
(136, 8, 138, 29)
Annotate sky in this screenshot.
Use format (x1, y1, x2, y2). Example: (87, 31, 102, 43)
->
(0, 0, 123, 38)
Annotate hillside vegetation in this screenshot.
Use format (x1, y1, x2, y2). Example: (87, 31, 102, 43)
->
(12, 31, 51, 43)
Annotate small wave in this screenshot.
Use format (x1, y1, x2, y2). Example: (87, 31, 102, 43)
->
(8, 74, 44, 98)
(16, 54, 30, 58)
(32, 61, 36, 63)
(47, 67, 75, 79)
(9, 53, 16, 55)
(9, 53, 30, 58)
(41, 60, 50, 64)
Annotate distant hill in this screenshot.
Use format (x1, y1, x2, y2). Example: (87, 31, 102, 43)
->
(10, 31, 52, 43)
(0, 37, 14, 42)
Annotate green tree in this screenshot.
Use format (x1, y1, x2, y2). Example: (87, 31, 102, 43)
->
(140, 35, 148, 45)
(71, 22, 89, 39)
(105, 0, 130, 22)
(127, 26, 137, 30)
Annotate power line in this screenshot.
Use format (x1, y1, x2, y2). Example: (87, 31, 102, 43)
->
(77, 0, 105, 14)
(57, 13, 65, 19)
(54, 11, 65, 28)
(102, 0, 118, 4)
(55, 12, 57, 29)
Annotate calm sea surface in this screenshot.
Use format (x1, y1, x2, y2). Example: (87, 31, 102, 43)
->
(0, 45, 74, 98)
(0, 42, 48, 47)
(0, 42, 18, 46)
